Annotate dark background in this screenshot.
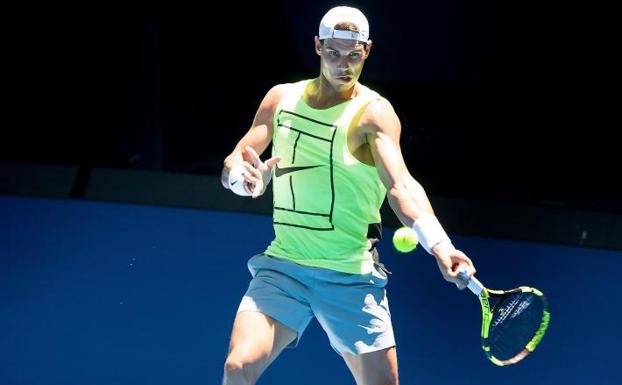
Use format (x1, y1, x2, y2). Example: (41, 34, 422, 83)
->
(3, 0, 619, 212)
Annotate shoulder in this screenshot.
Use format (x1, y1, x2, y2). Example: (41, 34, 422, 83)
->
(256, 84, 288, 117)
(358, 94, 401, 137)
(262, 83, 287, 105)
(261, 80, 307, 108)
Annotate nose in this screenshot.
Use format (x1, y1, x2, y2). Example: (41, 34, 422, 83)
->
(337, 56, 349, 69)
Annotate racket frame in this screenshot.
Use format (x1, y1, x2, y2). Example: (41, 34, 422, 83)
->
(458, 271, 550, 366)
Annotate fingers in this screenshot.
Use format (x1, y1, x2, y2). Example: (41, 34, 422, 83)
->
(251, 184, 262, 199)
(451, 262, 476, 291)
(459, 255, 476, 278)
(241, 162, 261, 182)
(264, 155, 282, 169)
(450, 263, 475, 282)
(435, 248, 476, 290)
(449, 251, 475, 276)
(235, 162, 259, 195)
(448, 261, 470, 290)
(243, 181, 254, 195)
(238, 147, 281, 198)
(244, 146, 262, 167)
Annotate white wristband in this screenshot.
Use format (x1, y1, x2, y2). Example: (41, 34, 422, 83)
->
(411, 215, 450, 254)
(227, 165, 251, 196)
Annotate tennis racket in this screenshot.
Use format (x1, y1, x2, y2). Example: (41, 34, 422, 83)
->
(457, 270, 550, 366)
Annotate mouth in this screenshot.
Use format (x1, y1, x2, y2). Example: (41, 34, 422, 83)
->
(335, 75, 353, 82)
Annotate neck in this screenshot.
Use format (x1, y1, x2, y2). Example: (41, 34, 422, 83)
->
(306, 75, 358, 109)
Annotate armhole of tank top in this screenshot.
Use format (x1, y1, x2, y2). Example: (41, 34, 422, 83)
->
(342, 92, 382, 169)
(272, 81, 309, 142)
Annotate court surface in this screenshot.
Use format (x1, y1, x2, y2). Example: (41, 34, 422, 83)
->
(2, 195, 621, 384)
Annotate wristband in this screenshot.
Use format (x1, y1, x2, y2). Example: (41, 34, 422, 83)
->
(227, 165, 251, 196)
(411, 215, 450, 254)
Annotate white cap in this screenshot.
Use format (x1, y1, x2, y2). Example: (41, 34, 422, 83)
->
(318, 6, 369, 42)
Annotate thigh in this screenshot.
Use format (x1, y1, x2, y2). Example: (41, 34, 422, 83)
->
(237, 254, 315, 348)
(342, 347, 399, 385)
(312, 264, 395, 356)
(226, 311, 297, 371)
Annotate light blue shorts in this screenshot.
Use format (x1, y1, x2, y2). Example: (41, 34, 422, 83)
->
(237, 253, 396, 356)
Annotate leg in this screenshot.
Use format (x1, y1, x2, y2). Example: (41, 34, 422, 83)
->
(223, 254, 315, 384)
(222, 310, 297, 385)
(310, 263, 397, 384)
(342, 346, 399, 385)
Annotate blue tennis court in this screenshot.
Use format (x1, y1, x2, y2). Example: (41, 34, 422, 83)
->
(2, 194, 621, 384)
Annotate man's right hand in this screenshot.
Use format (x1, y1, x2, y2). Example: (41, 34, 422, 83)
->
(432, 240, 476, 290)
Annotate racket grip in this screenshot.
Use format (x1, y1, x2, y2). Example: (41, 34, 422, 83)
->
(458, 270, 484, 296)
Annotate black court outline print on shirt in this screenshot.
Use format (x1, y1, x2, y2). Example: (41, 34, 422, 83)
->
(273, 109, 337, 231)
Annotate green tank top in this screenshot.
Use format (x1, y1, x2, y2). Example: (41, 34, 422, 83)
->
(264, 80, 387, 274)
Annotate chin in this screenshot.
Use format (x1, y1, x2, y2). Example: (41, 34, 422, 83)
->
(331, 79, 355, 90)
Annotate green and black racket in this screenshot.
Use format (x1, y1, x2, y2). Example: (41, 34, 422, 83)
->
(457, 271, 550, 366)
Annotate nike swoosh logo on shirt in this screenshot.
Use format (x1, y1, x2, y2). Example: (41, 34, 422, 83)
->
(274, 164, 322, 178)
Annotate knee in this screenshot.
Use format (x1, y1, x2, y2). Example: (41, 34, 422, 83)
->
(223, 355, 259, 385)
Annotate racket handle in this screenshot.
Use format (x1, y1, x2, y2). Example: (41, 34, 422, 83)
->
(458, 270, 484, 296)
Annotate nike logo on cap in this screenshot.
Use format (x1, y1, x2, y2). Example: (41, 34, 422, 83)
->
(274, 164, 322, 178)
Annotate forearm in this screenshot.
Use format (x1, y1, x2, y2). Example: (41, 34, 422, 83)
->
(386, 173, 434, 227)
(387, 174, 453, 255)
(363, 98, 474, 281)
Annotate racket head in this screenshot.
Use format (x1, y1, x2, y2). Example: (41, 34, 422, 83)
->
(478, 286, 550, 366)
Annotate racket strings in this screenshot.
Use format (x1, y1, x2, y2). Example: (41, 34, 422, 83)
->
(488, 292, 544, 360)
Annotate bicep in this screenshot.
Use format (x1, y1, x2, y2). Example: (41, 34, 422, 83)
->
(369, 130, 409, 190)
(366, 100, 434, 219)
(364, 101, 408, 191)
(234, 84, 284, 156)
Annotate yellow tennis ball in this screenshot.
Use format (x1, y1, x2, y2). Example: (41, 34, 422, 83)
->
(392, 226, 418, 253)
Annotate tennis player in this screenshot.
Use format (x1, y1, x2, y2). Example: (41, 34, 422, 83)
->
(220, 6, 476, 385)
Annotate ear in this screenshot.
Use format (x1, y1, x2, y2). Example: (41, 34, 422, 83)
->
(364, 40, 373, 58)
(314, 36, 322, 56)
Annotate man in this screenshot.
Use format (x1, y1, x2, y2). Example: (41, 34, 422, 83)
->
(220, 6, 476, 385)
